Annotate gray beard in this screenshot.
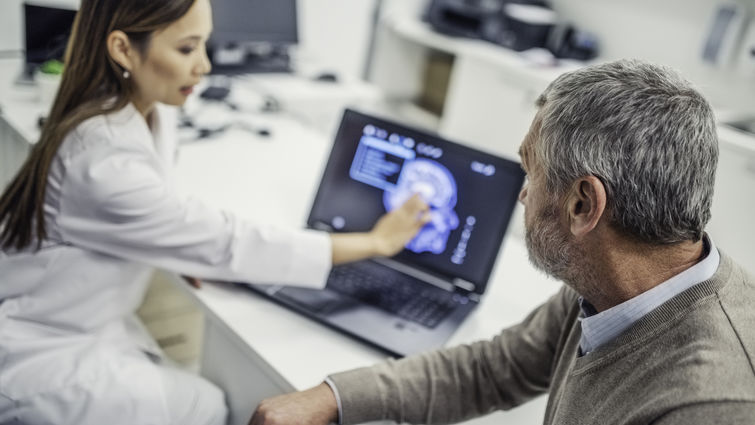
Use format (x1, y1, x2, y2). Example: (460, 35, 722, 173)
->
(525, 204, 573, 281)
(524, 205, 609, 305)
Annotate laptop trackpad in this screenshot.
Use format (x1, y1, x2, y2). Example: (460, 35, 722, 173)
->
(276, 286, 355, 314)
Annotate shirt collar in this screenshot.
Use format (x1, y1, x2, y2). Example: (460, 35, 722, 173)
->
(104, 102, 175, 163)
(578, 235, 720, 355)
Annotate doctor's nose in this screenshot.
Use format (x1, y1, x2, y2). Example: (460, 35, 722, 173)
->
(196, 47, 212, 76)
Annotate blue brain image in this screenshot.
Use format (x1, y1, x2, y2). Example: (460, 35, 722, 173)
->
(384, 158, 459, 254)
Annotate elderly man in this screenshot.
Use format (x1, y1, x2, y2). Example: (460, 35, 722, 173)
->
(249, 59, 755, 425)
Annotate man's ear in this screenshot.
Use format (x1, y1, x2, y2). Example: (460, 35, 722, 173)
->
(565, 175, 606, 237)
(106, 30, 137, 73)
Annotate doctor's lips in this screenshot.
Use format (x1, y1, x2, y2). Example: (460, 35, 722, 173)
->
(180, 85, 195, 95)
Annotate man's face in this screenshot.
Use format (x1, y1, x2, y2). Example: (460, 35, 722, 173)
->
(518, 116, 574, 280)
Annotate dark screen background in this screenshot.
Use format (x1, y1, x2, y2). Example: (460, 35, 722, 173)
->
(210, 0, 298, 45)
(24, 5, 76, 65)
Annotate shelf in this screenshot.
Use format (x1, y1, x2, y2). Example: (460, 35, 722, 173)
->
(383, 15, 581, 88)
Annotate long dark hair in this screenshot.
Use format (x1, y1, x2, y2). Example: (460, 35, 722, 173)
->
(0, 0, 195, 250)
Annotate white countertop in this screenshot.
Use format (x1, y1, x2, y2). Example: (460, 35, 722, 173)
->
(0, 58, 49, 143)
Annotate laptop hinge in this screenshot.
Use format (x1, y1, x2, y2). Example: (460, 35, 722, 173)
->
(372, 257, 455, 292)
(312, 222, 333, 231)
(453, 278, 475, 292)
(452, 278, 480, 301)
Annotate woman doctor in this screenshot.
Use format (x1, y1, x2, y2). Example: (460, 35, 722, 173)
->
(0, 0, 429, 424)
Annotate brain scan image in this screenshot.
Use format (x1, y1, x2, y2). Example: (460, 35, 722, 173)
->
(384, 158, 459, 254)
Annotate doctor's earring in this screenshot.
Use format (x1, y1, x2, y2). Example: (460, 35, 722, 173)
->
(123, 70, 130, 79)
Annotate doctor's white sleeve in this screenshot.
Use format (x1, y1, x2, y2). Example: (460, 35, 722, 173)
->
(54, 142, 332, 288)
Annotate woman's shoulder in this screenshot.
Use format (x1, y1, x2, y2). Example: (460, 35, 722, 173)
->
(60, 104, 152, 159)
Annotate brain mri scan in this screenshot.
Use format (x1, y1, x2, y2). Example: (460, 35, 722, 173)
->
(384, 158, 459, 254)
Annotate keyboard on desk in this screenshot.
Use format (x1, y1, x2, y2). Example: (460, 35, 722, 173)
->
(326, 261, 462, 328)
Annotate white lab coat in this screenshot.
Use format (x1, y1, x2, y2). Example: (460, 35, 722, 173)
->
(0, 103, 332, 424)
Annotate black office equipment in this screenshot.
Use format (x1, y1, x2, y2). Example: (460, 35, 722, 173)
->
(546, 24, 599, 61)
(313, 72, 339, 83)
(497, 2, 556, 52)
(425, 0, 597, 58)
(21, 3, 77, 82)
(200, 84, 231, 101)
(426, 0, 505, 41)
(241, 109, 525, 356)
(208, 0, 298, 74)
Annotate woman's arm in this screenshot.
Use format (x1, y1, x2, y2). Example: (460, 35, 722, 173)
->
(57, 143, 332, 287)
(58, 143, 428, 287)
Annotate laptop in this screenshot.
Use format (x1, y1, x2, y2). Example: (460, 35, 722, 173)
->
(242, 109, 525, 356)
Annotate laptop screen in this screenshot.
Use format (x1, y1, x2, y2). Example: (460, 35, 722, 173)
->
(308, 109, 525, 293)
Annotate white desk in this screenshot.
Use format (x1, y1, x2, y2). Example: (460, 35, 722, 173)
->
(172, 112, 560, 425)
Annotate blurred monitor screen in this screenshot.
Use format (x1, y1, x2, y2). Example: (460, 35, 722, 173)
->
(209, 0, 298, 47)
(24, 2, 77, 67)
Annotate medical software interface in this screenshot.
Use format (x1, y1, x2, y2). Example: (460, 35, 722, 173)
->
(309, 111, 524, 288)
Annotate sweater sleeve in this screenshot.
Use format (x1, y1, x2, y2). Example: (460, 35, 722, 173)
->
(55, 141, 332, 287)
(328, 285, 578, 424)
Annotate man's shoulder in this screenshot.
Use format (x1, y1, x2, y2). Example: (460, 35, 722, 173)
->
(573, 257, 755, 410)
(553, 295, 755, 425)
(644, 254, 755, 401)
(712, 252, 755, 372)
(717, 251, 755, 300)
(665, 252, 754, 354)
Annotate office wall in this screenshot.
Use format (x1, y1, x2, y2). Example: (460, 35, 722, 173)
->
(549, 0, 755, 113)
(0, 0, 24, 52)
(297, 0, 377, 78)
(0, 0, 79, 52)
(0, 0, 376, 79)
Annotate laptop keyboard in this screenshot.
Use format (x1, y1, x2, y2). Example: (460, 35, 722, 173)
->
(327, 261, 463, 328)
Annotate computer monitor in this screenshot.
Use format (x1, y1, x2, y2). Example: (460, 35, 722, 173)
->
(208, 0, 298, 73)
(23, 2, 77, 78)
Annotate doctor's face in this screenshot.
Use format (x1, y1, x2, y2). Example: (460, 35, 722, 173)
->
(129, 0, 213, 112)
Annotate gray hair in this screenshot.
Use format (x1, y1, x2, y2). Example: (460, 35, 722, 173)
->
(534, 59, 718, 244)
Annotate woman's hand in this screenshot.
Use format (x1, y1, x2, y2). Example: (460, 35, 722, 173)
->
(370, 193, 431, 257)
(330, 194, 430, 265)
(181, 275, 202, 289)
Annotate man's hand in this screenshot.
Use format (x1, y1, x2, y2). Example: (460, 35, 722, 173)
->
(249, 382, 339, 425)
(181, 275, 202, 289)
(370, 193, 431, 257)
